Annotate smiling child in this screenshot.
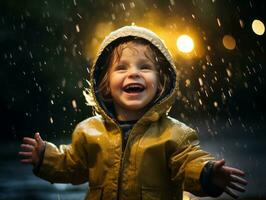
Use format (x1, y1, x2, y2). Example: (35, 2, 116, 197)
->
(19, 26, 247, 200)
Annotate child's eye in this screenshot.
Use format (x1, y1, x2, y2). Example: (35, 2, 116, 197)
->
(140, 64, 153, 71)
(115, 65, 127, 71)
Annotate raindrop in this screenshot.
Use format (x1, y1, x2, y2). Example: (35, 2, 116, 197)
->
(111, 14, 116, 20)
(62, 78, 66, 87)
(72, 44, 78, 56)
(199, 98, 203, 105)
(120, 3, 126, 10)
(204, 90, 208, 97)
(249, 1, 253, 8)
(29, 51, 33, 58)
(50, 117, 54, 124)
(239, 19, 244, 28)
(228, 89, 233, 97)
(197, 91, 201, 97)
(77, 13, 82, 19)
(198, 77, 203, 86)
(169, 0, 175, 6)
(221, 92, 226, 101)
(25, 10, 31, 17)
(216, 18, 221, 27)
(168, 5, 173, 12)
(77, 80, 83, 88)
(226, 68, 232, 77)
(75, 24, 80, 33)
(125, 12, 130, 18)
(129, 2, 135, 8)
(63, 34, 68, 40)
(228, 118, 232, 126)
(258, 76, 262, 84)
(72, 99, 77, 110)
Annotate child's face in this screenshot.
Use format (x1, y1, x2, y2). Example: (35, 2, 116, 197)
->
(108, 43, 159, 116)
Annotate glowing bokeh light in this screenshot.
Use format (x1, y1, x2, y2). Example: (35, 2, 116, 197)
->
(252, 19, 265, 35)
(222, 35, 236, 50)
(176, 35, 194, 53)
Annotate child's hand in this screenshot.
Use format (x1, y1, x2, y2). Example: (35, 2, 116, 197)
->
(212, 159, 248, 199)
(19, 132, 45, 166)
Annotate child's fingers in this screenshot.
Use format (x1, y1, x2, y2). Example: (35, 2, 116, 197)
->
(35, 132, 40, 140)
(214, 159, 226, 169)
(18, 151, 32, 157)
(23, 137, 37, 146)
(20, 144, 34, 151)
(20, 158, 33, 164)
(224, 166, 245, 175)
(228, 182, 246, 192)
(34, 132, 44, 145)
(224, 187, 238, 199)
(231, 168, 245, 177)
(231, 175, 248, 186)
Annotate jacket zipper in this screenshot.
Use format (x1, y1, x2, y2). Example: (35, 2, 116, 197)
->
(117, 125, 123, 200)
(103, 115, 140, 200)
(117, 124, 137, 200)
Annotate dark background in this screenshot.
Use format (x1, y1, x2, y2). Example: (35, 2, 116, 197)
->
(0, 0, 265, 199)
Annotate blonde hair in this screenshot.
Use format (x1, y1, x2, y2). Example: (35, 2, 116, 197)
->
(96, 37, 171, 103)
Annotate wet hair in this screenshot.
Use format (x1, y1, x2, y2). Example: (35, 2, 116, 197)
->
(96, 36, 171, 103)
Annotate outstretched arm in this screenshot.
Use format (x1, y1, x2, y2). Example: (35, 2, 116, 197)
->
(19, 132, 45, 166)
(19, 126, 89, 184)
(211, 159, 248, 199)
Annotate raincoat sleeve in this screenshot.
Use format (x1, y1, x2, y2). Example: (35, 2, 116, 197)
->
(34, 123, 89, 185)
(169, 128, 215, 196)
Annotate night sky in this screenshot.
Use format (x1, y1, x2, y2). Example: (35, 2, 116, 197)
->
(1, 0, 265, 141)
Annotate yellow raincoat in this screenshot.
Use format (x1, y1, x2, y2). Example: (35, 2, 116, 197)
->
(35, 26, 215, 200)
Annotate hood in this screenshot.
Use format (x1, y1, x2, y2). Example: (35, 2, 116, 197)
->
(84, 25, 179, 124)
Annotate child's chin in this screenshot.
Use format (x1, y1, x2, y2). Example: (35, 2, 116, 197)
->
(124, 103, 148, 111)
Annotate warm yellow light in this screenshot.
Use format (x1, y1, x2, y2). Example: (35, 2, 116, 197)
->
(252, 19, 265, 35)
(222, 35, 236, 50)
(183, 192, 197, 200)
(85, 22, 114, 59)
(183, 192, 191, 200)
(176, 35, 194, 53)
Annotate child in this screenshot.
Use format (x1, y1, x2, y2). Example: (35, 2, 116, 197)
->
(19, 26, 247, 200)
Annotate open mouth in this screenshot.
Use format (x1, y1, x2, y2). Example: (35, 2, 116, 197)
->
(123, 83, 145, 93)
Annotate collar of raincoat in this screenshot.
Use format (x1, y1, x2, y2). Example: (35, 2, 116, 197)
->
(84, 25, 179, 126)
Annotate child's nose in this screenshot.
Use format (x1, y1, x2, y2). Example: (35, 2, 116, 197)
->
(128, 67, 140, 78)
